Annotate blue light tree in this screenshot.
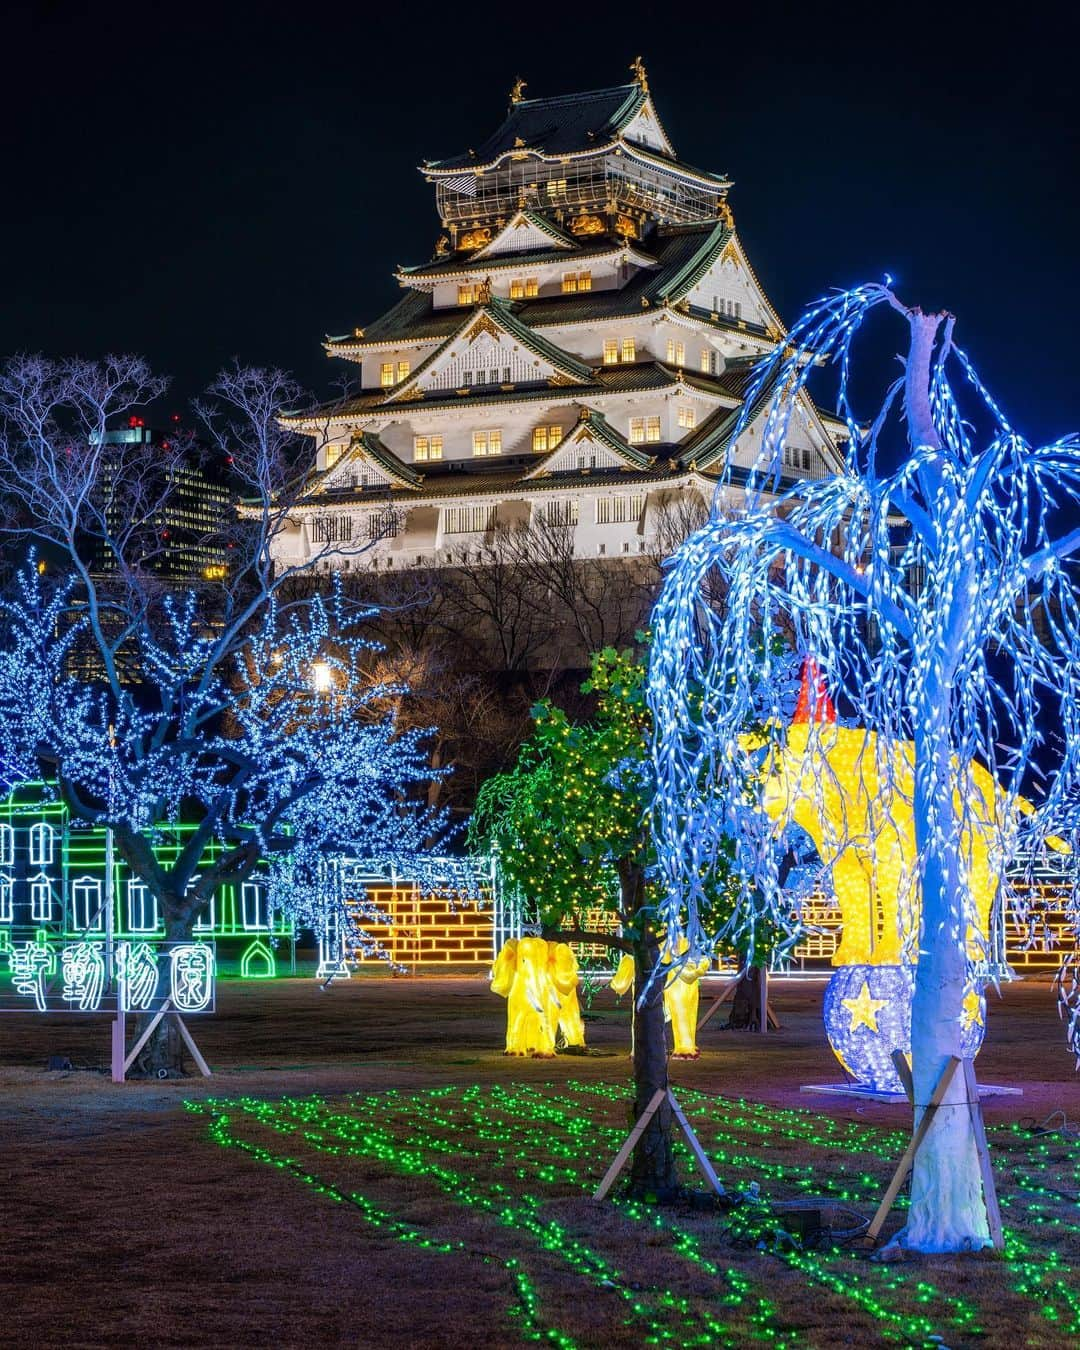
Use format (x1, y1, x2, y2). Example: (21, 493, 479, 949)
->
(648, 284, 1080, 1253)
(0, 357, 449, 1072)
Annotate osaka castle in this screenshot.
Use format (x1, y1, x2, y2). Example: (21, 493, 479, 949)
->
(275, 61, 848, 572)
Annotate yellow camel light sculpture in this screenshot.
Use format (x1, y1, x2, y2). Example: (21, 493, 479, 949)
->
(491, 937, 586, 1056)
(611, 937, 711, 1058)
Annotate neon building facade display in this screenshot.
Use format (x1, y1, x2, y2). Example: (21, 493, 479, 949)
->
(0, 783, 291, 980)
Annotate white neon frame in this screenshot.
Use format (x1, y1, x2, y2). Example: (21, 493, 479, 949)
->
(0, 874, 13, 922)
(29, 873, 53, 922)
(71, 876, 104, 932)
(240, 881, 269, 931)
(126, 879, 159, 933)
(190, 877, 215, 933)
(0, 824, 13, 868)
(29, 822, 56, 867)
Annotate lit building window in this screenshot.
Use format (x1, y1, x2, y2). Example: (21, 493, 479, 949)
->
(545, 178, 567, 199)
(458, 284, 481, 305)
(380, 363, 395, 388)
(241, 881, 269, 932)
(621, 338, 636, 362)
(325, 444, 345, 470)
(472, 429, 502, 457)
(30, 874, 52, 923)
(414, 435, 443, 462)
(700, 349, 711, 372)
(29, 823, 55, 866)
(72, 877, 104, 932)
(531, 425, 564, 452)
(629, 417, 661, 445)
(577, 271, 592, 292)
(666, 339, 685, 365)
(525, 278, 538, 297)
(510, 279, 524, 300)
(127, 879, 158, 933)
(603, 340, 619, 365)
(396, 360, 410, 383)
(678, 406, 696, 429)
(562, 273, 578, 294)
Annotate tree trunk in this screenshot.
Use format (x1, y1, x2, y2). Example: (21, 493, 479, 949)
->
(128, 904, 191, 1080)
(899, 712, 991, 1252)
(725, 966, 765, 1030)
(620, 858, 679, 1200)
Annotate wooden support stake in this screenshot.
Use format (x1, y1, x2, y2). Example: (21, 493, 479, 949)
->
(696, 979, 736, 1032)
(890, 1049, 914, 1105)
(119, 1001, 212, 1080)
(110, 1012, 126, 1084)
(593, 1087, 724, 1201)
(866, 1055, 961, 1243)
(593, 1088, 665, 1200)
(963, 1058, 1003, 1250)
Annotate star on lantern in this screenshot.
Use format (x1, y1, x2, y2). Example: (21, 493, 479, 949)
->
(960, 987, 985, 1031)
(841, 980, 888, 1033)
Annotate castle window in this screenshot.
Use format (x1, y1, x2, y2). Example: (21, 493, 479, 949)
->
(544, 499, 579, 527)
(510, 279, 524, 300)
(666, 339, 685, 365)
(531, 425, 564, 453)
(444, 504, 497, 534)
(628, 417, 661, 445)
(525, 278, 538, 298)
(678, 406, 696, 430)
(396, 360, 410, 383)
(367, 508, 400, 540)
(380, 363, 395, 388)
(325, 443, 345, 470)
(621, 338, 636, 362)
(458, 284, 480, 305)
(414, 435, 443, 462)
(472, 429, 502, 457)
(596, 494, 645, 525)
(29, 822, 55, 866)
(603, 340, 619, 366)
(312, 515, 354, 545)
(562, 273, 578, 294)
(545, 178, 567, 199)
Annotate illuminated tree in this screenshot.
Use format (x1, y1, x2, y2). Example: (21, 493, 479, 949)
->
(471, 647, 743, 1197)
(0, 356, 446, 1073)
(648, 283, 1080, 1252)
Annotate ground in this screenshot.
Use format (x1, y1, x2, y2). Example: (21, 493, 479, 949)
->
(1, 974, 1077, 1348)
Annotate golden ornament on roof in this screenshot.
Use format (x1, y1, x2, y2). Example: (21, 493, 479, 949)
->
(509, 76, 527, 105)
(629, 55, 649, 93)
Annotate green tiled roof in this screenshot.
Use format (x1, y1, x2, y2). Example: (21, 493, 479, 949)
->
(330, 223, 742, 352)
(427, 84, 645, 172)
(398, 240, 654, 281)
(527, 409, 652, 475)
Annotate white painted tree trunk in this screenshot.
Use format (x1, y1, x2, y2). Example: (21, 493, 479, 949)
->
(899, 705, 991, 1252)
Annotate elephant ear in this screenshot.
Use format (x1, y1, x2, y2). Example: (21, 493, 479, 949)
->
(490, 938, 518, 997)
(550, 942, 578, 994)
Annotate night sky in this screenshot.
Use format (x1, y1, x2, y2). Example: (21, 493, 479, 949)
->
(3, 1, 1077, 441)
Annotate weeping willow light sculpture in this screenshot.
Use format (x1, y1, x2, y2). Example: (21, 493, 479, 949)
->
(648, 282, 1080, 1253)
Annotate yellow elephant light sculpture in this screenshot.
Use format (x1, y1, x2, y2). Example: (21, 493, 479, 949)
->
(743, 661, 1021, 967)
(492, 937, 586, 1056)
(612, 938, 711, 1059)
(548, 942, 586, 1049)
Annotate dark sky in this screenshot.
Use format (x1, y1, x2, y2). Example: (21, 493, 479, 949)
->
(3, 1, 1077, 442)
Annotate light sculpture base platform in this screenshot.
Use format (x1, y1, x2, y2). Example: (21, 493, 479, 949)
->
(800, 1081, 1022, 1104)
